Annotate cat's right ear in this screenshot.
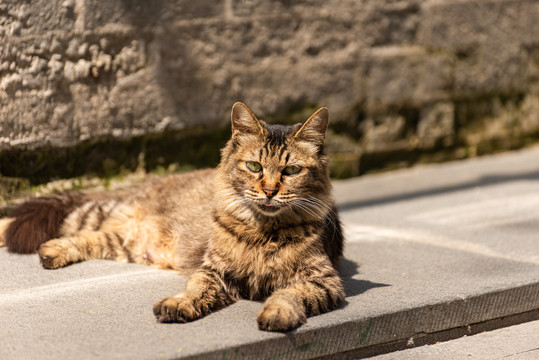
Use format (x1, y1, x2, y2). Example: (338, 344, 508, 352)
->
(231, 102, 265, 137)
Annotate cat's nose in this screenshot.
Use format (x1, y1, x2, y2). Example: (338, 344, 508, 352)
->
(262, 187, 279, 198)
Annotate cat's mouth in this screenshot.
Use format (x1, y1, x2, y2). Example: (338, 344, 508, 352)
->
(257, 201, 283, 214)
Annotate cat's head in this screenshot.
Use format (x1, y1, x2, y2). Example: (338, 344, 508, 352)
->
(216, 102, 333, 220)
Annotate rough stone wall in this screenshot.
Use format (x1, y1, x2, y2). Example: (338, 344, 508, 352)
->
(1, 0, 539, 180)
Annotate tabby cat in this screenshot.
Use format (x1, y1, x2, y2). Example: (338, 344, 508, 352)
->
(0, 102, 344, 332)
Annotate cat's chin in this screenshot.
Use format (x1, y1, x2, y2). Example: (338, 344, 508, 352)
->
(256, 203, 284, 216)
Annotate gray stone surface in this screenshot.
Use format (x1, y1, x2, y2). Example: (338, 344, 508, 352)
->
(1, 146, 539, 359)
(369, 320, 539, 360)
(337, 148, 539, 265)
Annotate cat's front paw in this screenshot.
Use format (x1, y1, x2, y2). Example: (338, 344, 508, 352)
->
(153, 295, 200, 323)
(38, 241, 70, 269)
(257, 301, 306, 332)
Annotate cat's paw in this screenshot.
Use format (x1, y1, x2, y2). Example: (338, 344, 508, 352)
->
(38, 241, 70, 269)
(257, 301, 307, 332)
(153, 295, 200, 323)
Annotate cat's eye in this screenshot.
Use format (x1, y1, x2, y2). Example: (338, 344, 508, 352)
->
(246, 161, 262, 172)
(283, 165, 301, 176)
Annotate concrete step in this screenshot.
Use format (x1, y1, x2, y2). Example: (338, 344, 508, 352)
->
(367, 320, 539, 360)
(1, 146, 539, 359)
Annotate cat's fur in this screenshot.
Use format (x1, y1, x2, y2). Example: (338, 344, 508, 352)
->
(0, 102, 344, 332)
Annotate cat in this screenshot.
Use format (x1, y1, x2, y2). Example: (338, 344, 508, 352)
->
(0, 102, 344, 332)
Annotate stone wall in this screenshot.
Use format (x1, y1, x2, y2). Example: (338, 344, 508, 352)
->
(1, 0, 539, 182)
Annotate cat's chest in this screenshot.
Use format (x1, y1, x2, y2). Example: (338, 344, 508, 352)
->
(221, 245, 299, 299)
(221, 225, 315, 263)
(209, 226, 320, 298)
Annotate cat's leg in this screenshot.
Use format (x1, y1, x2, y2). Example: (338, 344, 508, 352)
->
(0, 217, 14, 247)
(153, 267, 234, 323)
(38, 230, 131, 269)
(257, 260, 344, 332)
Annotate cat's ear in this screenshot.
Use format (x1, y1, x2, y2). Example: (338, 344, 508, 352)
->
(231, 102, 265, 136)
(294, 107, 329, 145)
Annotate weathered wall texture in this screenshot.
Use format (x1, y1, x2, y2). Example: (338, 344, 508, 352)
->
(1, 0, 539, 181)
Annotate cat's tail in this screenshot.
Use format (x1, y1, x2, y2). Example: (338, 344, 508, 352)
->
(0, 192, 87, 254)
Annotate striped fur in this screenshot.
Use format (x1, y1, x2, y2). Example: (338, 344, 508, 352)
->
(2, 102, 345, 332)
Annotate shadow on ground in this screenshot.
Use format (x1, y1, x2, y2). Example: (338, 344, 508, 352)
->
(338, 170, 539, 211)
(340, 257, 390, 298)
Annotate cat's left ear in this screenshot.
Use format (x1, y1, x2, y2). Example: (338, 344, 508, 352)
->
(294, 107, 329, 145)
(231, 102, 265, 137)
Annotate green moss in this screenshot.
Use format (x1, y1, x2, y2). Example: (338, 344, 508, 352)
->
(0, 176, 31, 207)
(454, 92, 538, 156)
(329, 153, 362, 178)
(454, 92, 525, 131)
(0, 126, 231, 187)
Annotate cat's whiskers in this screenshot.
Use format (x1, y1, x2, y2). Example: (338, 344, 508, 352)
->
(304, 196, 340, 240)
(214, 187, 282, 220)
(289, 199, 323, 220)
(244, 189, 260, 197)
(290, 194, 336, 221)
(212, 190, 239, 203)
(212, 189, 252, 216)
(223, 197, 250, 211)
(305, 196, 334, 215)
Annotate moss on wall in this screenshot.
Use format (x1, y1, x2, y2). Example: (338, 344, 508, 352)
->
(0, 126, 230, 186)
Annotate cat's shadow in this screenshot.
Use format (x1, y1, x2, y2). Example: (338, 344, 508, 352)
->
(339, 257, 390, 298)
